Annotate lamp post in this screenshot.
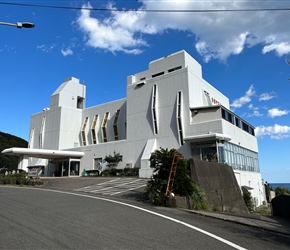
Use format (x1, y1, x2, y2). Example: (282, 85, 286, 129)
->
(0, 22, 35, 28)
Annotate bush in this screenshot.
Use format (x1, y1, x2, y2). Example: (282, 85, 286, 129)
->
(242, 187, 254, 212)
(124, 167, 139, 176)
(191, 182, 211, 211)
(275, 186, 290, 196)
(0, 172, 44, 186)
(144, 147, 208, 208)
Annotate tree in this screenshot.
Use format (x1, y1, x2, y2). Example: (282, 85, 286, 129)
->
(144, 147, 194, 205)
(104, 151, 122, 169)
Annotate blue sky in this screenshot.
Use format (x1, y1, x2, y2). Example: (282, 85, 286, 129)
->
(0, 1, 290, 183)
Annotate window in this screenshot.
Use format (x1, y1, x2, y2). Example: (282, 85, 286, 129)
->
(176, 91, 184, 145)
(102, 112, 109, 142)
(77, 97, 84, 109)
(224, 142, 259, 173)
(113, 110, 120, 140)
(81, 117, 88, 146)
(242, 122, 249, 132)
(221, 108, 255, 137)
(168, 66, 182, 73)
(152, 85, 158, 134)
(235, 117, 241, 128)
(91, 115, 98, 144)
(152, 72, 164, 78)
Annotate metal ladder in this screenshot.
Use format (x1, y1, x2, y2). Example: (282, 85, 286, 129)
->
(166, 153, 184, 197)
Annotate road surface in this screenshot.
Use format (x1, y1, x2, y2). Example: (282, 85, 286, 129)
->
(0, 186, 289, 249)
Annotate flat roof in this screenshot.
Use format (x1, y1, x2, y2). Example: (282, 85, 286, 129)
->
(1, 147, 84, 159)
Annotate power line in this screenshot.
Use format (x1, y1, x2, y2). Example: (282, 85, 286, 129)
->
(0, 1, 290, 12)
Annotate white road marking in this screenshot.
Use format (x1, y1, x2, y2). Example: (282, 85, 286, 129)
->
(3, 186, 247, 250)
(74, 178, 148, 196)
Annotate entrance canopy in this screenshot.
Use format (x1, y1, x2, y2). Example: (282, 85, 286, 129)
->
(2, 147, 84, 159)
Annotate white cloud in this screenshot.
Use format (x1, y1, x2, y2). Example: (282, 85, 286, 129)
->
(76, 3, 146, 54)
(267, 108, 289, 118)
(76, 1, 290, 60)
(255, 124, 290, 139)
(247, 110, 263, 117)
(37, 44, 56, 53)
(262, 42, 290, 56)
(61, 48, 73, 56)
(259, 92, 276, 101)
(230, 85, 255, 109)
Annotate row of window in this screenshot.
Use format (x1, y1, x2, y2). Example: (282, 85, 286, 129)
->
(223, 142, 260, 172)
(221, 108, 255, 136)
(139, 65, 182, 81)
(81, 110, 120, 146)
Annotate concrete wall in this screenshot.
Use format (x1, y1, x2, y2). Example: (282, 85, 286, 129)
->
(190, 159, 249, 213)
(271, 195, 290, 217)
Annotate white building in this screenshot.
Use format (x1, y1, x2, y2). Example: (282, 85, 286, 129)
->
(3, 50, 266, 206)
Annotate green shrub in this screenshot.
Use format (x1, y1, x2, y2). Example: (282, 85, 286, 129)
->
(242, 187, 254, 212)
(275, 186, 290, 196)
(124, 167, 139, 176)
(191, 182, 211, 211)
(101, 170, 112, 177)
(144, 147, 207, 208)
(0, 172, 44, 186)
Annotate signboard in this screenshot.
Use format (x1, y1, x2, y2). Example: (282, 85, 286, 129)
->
(27, 166, 43, 178)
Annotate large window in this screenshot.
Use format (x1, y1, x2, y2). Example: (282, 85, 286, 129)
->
(221, 107, 255, 136)
(113, 110, 120, 141)
(91, 115, 98, 144)
(81, 117, 88, 146)
(224, 142, 260, 172)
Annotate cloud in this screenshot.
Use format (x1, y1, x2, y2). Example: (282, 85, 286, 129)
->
(230, 85, 255, 109)
(259, 92, 276, 101)
(76, 3, 146, 54)
(76, 1, 290, 61)
(255, 124, 290, 139)
(37, 44, 56, 53)
(247, 110, 263, 117)
(61, 48, 73, 56)
(267, 108, 289, 118)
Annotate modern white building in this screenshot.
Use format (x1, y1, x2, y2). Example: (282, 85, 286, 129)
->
(3, 50, 266, 206)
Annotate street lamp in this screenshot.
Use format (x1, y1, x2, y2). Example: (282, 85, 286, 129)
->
(0, 22, 35, 28)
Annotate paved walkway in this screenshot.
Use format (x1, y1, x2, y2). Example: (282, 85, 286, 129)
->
(40, 177, 290, 236)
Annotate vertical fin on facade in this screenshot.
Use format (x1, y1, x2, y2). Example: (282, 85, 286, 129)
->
(81, 117, 88, 146)
(176, 91, 184, 145)
(102, 112, 109, 143)
(39, 116, 46, 149)
(113, 110, 120, 141)
(151, 84, 158, 134)
(91, 115, 98, 144)
(28, 128, 34, 149)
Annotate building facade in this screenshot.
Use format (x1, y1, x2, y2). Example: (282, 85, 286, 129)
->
(7, 50, 266, 205)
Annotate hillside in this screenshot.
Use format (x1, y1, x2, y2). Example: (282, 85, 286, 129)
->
(0, 132, 28, 170)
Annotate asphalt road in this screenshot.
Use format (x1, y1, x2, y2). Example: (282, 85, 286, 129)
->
(1, 186, 290, 250)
